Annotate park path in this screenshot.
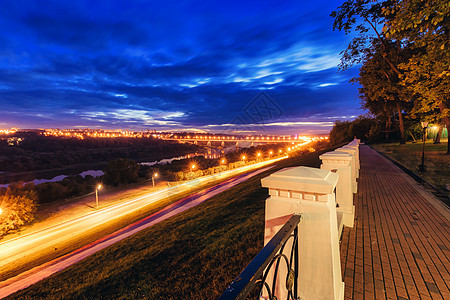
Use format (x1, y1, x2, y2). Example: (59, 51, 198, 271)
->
(340, 145, 450, 300)
(0, 166, 273, 299)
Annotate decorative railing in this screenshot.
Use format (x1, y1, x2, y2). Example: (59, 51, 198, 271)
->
(219, 214, 301, 300)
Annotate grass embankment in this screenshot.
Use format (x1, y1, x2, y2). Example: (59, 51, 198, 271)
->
(372, 141, 449, 192)
(7, 148, 328, 299)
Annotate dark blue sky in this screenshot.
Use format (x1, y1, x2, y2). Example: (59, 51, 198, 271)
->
(0, 0, 362, 135)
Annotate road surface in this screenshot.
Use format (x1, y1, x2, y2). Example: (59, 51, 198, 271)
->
(0, 158, 281, 298)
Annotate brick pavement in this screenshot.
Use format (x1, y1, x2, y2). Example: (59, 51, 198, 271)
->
(340, 145, 450, 300)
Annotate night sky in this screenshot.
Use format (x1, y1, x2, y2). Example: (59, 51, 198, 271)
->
(0, 0, 362, 135)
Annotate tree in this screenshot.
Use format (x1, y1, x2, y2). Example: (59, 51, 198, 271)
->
(329, 116, 383, 145)
(331, 0, 410, 143)
(331, 0, 401, 74)
(104, 158, 140, 186)
(0, 186, 37, 237)
(383, 0, 450, 153)
(352, 39, 412, 143)
(433, 124, 444, 144)
(329, 120, 353, 145)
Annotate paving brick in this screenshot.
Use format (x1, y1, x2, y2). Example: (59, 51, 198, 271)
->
(339, 146, 450, 300)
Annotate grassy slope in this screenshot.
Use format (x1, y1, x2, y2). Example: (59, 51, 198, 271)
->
(7, 150, 326, 300)
(372, 141, 449, 191)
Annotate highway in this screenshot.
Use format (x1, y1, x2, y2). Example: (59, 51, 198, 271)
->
(0, 157, 285, 298)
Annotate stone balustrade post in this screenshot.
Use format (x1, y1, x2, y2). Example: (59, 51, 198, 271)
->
(320, 151, 355, 230)
(341, 146, 359, 178)
(261, 166, 344, 300)
(345, 142, 360, 171)
(335, 147, 358, 193)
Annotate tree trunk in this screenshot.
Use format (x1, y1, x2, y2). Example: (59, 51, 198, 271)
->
(409, 131, 417, 143)
(385, 113, 392, 140)
(433, 124, 443, 144)
(396, 102, 406, 144)
(437, 102, 450, 154)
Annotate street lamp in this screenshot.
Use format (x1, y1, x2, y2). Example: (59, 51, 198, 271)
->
(152, 173, 158, 188)
(191, 164, 196, 170)
(95, 184, 102, 208)
(418, 121, 428, 172)
(0, 207, 2, 215)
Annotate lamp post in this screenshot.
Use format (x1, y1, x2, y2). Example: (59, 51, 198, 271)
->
(95, 184, 102, 208)
(418, 121, 428, 172)
(152, 173, 158, 188)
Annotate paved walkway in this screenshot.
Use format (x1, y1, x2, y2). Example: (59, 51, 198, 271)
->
(340, 145, 450, 300)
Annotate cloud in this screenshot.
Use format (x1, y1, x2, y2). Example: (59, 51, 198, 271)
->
(0, 0, 360, 134)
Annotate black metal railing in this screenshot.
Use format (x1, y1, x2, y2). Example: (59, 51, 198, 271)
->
(219, 214, 301, 300)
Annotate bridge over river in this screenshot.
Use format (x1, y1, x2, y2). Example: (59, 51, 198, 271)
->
(157, 134, 327, 148)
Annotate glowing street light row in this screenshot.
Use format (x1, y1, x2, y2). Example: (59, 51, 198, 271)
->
(91, 142, 313, 208)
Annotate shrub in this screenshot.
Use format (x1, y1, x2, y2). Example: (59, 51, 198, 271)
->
(0, 186, 37, 237)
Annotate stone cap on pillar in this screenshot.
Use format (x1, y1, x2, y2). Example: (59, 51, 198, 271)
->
(336, 147, 356, 154)
(320, 151, 353, 163)
(348, 140, 358, 147)
(343, 145, 358, 150)
(261, 166, 338, 195)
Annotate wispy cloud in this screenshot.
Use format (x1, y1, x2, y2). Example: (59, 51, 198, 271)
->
(0, 0, 359, 133)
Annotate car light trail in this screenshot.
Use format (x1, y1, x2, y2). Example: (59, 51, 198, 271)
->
(0, 155, 287, 273)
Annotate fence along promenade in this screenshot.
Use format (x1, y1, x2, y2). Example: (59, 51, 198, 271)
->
(221, 139, 450, 299)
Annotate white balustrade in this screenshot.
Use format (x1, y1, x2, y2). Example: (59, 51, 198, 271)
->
(320, 151, 355, 231)
(261, 166, 344, 300)
(335, 147, 358, 193)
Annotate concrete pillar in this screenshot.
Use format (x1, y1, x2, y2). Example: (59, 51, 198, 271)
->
(345, 142, 360, 171)
(320, 151, 355, 230)
(335, 147, 358, 194)
(261, 166, 344, 300)
(341, 146, 359, 178)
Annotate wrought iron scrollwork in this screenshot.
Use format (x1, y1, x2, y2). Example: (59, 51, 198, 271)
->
(219, 214, 301, 300)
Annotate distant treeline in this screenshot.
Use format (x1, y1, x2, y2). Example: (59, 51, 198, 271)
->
(0, 132, 200, 173)
(328, 115, 439, 146)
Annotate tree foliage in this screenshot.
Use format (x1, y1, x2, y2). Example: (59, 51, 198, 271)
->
(104, 158, 140, 186)
(331, 0, 449, 151)
(0, 185, 37, 237)
(329, 116, 383, 145)
(383, 0, 449, 149)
